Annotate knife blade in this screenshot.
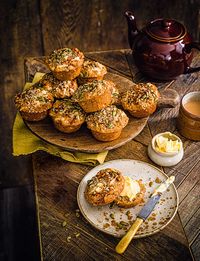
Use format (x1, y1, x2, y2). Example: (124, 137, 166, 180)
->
(138, 175, 175, 220)
(115, 175, 175, 254)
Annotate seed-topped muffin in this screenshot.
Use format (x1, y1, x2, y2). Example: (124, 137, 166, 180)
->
(49, 99, 86, 133)
(77, 60, 107, 85)
(86, 105, 129, 141)
(39, 72, 78, 99)
(45, 47, 84, 81)
(107, 80, 120, 105)
(114, 178, 146, 208)
(121, 83, 160, 118)
(32, 75, 53, 92)
(72, 80, 112, 113)
(15, 87, 54, 121)
(85, 168, 125, 206)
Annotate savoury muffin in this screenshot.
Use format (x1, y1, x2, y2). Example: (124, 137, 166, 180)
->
(72, 80, 112, 113)
(121, 83, 160, 118)
(15, 87, 54, 121)
(32, 75, 53, 92)
(115, 178, 146, 208)
(108, 80, 120, 105)
(86, 105, 129, 141)
(49, 99, 85, 133)
(39, 72, 78, 99)
(45, 47, 84, 81)
(77, 60, 107, 85)
(85, 168, 125, 206)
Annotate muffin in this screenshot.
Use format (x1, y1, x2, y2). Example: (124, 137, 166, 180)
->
(14, 87, 54, 121)
(85, 168, 125, 206)
(49, 99, 85, 133)
(72, 80, 112, 113)
(121, 83, 160, 118)
(39, 72, 78, 98)
(86, 105, 129, 141)
(115, 178, 146, 208)
(108, 80, 120, 105)
(32, 75, 53, 92)
(77, 60, 107, 85)
(45, 47, 84, 81)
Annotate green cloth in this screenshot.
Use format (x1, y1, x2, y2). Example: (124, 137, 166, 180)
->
(12, 73, 108, 166)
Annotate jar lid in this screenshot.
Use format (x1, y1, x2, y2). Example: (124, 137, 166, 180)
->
(145, 19, 186, 42)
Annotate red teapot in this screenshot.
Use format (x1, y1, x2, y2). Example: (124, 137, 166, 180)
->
(125, 11, 200, 81)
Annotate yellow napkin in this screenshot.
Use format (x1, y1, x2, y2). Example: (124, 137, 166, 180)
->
(12, 73, 108, 166)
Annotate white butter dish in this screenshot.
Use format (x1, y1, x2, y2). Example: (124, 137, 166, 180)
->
(148, 132, 184, 167)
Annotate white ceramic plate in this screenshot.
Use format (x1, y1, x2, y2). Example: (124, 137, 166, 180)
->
(77, 159, 179, 238)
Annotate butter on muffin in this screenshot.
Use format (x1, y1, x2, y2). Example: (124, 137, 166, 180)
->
(121, 83, 160, 118)
(49, 99, 85, 133)
(114, 178, 146, 208)
(15, 87, 54, 121)
(46, 47, 84, 81)
(72, 80, 112, 113)
(86, 105, 129, 141)
(77, 60, 107, 85)
(85, 168, 125, 206)
(39, 72, 78, 99)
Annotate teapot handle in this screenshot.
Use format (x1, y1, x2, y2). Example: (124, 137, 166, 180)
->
(184, 42, 200, 74)
(158, 89, 180, 108)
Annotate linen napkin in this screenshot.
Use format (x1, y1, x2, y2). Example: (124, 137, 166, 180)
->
(12, 73, 108, 166)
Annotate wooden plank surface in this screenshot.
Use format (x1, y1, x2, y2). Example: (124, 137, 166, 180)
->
(0, 1, 43, 259)
(0, 0, 43, 188)
(27, 49, 200, 260)
(40, 0, 200, 54)
(33, 152, 191, 261)
(2, 1, 200, 260)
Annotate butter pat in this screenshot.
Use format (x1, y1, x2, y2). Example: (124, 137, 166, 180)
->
(120, 176, 140, 201)
(155, 132, 181, 153)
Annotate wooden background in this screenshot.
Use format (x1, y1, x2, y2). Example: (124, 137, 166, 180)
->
(0, 0, 199, 260)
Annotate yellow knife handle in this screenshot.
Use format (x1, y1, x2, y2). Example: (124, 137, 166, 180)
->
(115, 217, 143, 254)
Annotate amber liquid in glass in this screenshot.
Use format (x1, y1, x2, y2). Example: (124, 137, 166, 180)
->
(184, 100, 200, 116)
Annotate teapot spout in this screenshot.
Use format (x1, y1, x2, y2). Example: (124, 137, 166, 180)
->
(125, 11, 139, 49)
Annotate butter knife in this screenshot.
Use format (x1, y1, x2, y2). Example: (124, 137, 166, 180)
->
(115, 175, 175, 254)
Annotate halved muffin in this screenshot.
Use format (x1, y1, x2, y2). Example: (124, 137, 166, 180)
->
(72, 80, 112, 113)
(77, 60, 107, 85)
(85, 168, 125, 206)
(39, 72, 78, 99)
(45, 47, 84, 81)
(121, 83, 160, 118)
(49, 99, 85, 133)
(115, 178, 146, 208)
(86, 105, 129, 141)
(14, 87, 54, 121)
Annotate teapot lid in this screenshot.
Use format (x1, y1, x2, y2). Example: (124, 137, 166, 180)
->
(145, 19, 186, 42)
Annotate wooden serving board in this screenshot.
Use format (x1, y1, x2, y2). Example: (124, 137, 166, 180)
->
(25, 72, 148, 153)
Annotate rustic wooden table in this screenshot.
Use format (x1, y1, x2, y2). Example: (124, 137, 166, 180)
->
(25, 50, 200, 261)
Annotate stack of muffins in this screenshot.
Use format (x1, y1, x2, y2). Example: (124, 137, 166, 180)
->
(15, 47, 160, 142)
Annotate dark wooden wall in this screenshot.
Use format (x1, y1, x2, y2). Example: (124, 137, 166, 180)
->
(40, 0, 200, 53)
(0, 0, 199, 260)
